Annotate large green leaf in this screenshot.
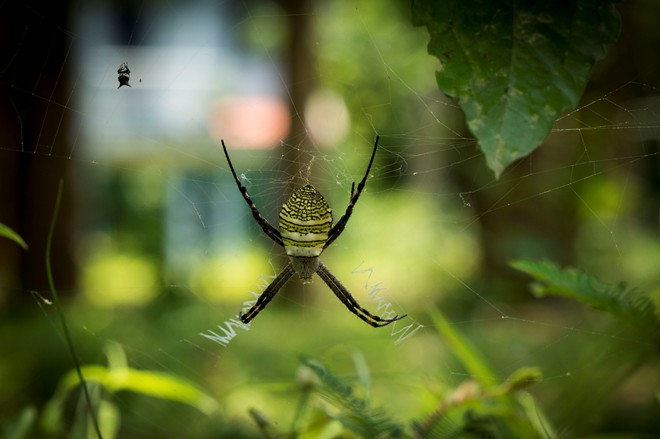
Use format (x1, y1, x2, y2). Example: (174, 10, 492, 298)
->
(412, 0, 621, 177)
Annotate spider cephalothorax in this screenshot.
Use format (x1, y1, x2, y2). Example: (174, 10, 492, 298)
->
(222, 136, 405, 327)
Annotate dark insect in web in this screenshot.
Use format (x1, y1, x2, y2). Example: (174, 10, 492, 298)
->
(117, 62, 131, 88)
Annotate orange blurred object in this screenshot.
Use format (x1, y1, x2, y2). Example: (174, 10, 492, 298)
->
(208, 95, 290, 149)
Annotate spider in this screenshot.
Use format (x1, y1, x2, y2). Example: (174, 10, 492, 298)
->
(222, 136, 406, 327)
(117, 62, 131, 88)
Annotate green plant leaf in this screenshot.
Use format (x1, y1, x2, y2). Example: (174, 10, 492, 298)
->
(511, 259, 660, 347)
(516, 392, 557, 439)
(498, 367, 542, 395)
(42, 361, 219, 434)
(0, 223, 28, 249)
(420, 310, 554, 438)
(300, 357, 406, 438)
(2, 406, 36, 439)
(428, 307, 499, 388)
(76, 365, 219, 415)
(412, 0, 621, 177)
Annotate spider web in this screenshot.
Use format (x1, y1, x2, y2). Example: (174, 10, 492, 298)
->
(1, 0, 659, 437)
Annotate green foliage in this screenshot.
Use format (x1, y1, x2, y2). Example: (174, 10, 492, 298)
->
(41, 342, 219, 438)
(419, 307, 551, 439)
(300, 357, 406, 438)
(511, 259, 660, 349)
(0, 223, 28, 249)
(35, 182, 217, 439)
(411, 0, 621, 177)
(511, 259, 660, 434)
(44, 180, 104, 439)
(427, 307, 499, 388)
(1, 406, 36, 439)
(240, 324, 547, 438)
(244, 356, 407, 438)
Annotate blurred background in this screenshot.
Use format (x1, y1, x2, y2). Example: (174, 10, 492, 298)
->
(0, 0, 659, 437)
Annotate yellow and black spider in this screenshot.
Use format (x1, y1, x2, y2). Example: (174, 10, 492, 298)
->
(222, 136, 405, 327)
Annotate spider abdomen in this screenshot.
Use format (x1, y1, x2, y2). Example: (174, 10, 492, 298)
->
(279, 184, 333, 259)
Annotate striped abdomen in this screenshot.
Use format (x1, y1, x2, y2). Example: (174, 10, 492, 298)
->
(279, 184, 333, 258)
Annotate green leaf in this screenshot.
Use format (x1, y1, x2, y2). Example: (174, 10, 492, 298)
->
(511, 259, 660, 347)
(516, 392, 557, 439)
(2, 406, 36, 439)
(498, 367, 542, 394)
(412, 0, 621, 177)
(78, 365, 220, 415)
(0, 223, 28, 249)
(429, 307, 499, 388)
(42, 363, 219, 434)
(300, 357, 406, 438)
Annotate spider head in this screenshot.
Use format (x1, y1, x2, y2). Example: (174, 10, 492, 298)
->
(290, 256, 320, 282)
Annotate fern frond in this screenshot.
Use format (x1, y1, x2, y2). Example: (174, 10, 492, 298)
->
(511, 259, 660, 348)
(300, 357, 406, 438)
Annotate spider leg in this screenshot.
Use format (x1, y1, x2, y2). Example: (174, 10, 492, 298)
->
(222, 140, 284, 247)
(316, 262, 406, 328)
(239, 262, 295, 324)
(324, 135, 379, 249)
